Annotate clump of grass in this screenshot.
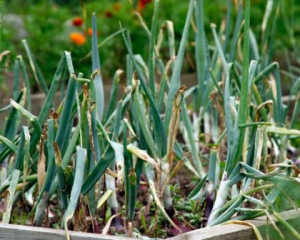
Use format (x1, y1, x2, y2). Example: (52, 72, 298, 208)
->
(0, 0, 299, 239)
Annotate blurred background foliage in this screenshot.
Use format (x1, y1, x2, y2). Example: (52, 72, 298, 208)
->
(1, 0, 299, 89)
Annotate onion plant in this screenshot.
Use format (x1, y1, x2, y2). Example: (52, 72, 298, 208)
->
(0, 0, 299, 239)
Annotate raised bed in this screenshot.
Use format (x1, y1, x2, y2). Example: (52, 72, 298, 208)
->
(0, 223, 135, 240)
(170, 208, 300, 240)
(1, 208, 299, 240)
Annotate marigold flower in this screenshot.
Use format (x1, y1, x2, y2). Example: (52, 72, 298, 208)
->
(105, 10, 112, 18)
(86, 28, 99, 37)
(113, 3, 122, 11)
(140, 0, 151, 3)
(72, 17, 83, 26)
(70, 32, 86, 45)
(137, 0, 152, 13)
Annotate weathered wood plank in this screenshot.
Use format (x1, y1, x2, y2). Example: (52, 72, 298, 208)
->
(167, 208, 300, 240)
(0, 223, 135, 240)
(1, 208, 299, 240)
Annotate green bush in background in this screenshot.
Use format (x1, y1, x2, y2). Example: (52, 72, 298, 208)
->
(1, 0, 298, 89)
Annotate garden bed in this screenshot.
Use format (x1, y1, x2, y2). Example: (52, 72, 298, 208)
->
(1, 208, 299, 240)
(1, 0, 300, 239)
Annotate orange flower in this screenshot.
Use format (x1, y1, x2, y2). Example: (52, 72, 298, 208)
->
(88, 28, 99, 36)
(70, 33, 86, 45)
(84, 28, 99, 36)
(137, 0, 152, 13)
(72, 17, 83, 27)
(113, 3, 122, 11)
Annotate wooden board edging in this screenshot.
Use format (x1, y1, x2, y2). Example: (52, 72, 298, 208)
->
(0, 223, 135, 240)
(167, 208, 300, 240)
(0, 208, 299, 240)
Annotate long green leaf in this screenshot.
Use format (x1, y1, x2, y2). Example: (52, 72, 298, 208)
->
(91, 13, 104, 120)
(14, 126, 30, 171)
(121, 28, 166, 157)
(81, 145, 115, 195)
(55, 52, 77, 152)
(228, 0, 251, 175)
(38, 54, 66, 125)
(2, 169, 20, 223)
(0, 90, 24, 154)
(229, 2, 243, 61)
(148, 0, 159, 97)
(62, 124, 80, 168)
(17, 56, 31, 112)
(132, 78, 158, 159)
(105, 70, 123, 121)
(165, 0, 194, 135)
(123, 126, 134, 221)
(195, 0, 208, 109)
(63, 146, 86, 240)
(22, 40, 48, 94)
(181, 100, 204, 178)
(54, 142, 68, 209)
(0, 136, 17, 153)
